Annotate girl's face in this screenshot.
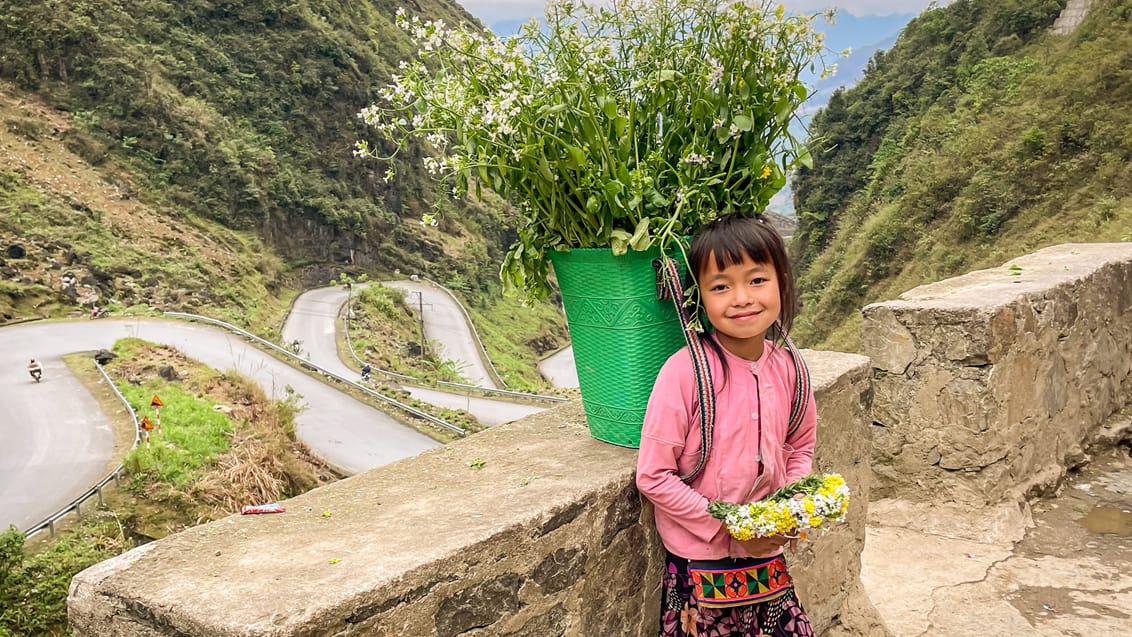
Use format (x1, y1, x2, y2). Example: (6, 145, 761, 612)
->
(699, 251, 781, 360)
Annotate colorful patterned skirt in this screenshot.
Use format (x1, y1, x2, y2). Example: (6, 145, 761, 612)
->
(659, 551, 814, 637)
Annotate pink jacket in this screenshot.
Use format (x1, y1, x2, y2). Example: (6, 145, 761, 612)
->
(635, 337, 817, 560)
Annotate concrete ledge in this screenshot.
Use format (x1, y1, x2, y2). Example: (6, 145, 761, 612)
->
(862, 243, 1132, 503)
(70, 350, 875, 636)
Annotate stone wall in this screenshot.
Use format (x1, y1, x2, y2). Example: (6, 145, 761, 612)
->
(69, 350, 876, 637)
(862, 243, 1132, 504)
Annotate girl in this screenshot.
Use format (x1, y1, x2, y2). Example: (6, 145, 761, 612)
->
(637, 213, 817, 637)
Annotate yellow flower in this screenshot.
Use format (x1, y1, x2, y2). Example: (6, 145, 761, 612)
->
(809, 516, 824, 528)
(759, 165, 772, 179)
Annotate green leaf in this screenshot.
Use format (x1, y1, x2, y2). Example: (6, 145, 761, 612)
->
(797, 147, 813, 170)
(613, 115, 629, 138)
(610, 229, 631, 255)
(603, 97, 618, 119)
(562, 146, 583, 169)
(733, 114, 753, 132)
(629, 217, 650, 250)
(718, 147, 732, 168)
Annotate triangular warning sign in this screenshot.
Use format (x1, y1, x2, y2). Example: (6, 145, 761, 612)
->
(141, 416, 154, 431)
(150, 395, 164, 408)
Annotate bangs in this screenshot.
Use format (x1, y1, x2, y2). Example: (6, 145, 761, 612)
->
(686, 213, 797, 335)
(691, 218, 776, 277)
(706, 232, 774, 273)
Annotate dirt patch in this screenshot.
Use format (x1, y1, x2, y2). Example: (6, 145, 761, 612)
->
(1007, 445, 1132, 626)
(0, 81, 239, 271)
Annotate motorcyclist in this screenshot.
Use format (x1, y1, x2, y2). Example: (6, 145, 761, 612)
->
(361, 363, 372, 381)
(28, 358, 42, 382)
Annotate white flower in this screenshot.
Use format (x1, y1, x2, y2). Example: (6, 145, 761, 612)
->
(708, 63, 724, 88)
(683, 153, 708, 166)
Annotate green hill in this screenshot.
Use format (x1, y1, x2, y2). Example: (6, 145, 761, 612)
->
(791, 0, 1132, 351)
(0, 0, 517, 322)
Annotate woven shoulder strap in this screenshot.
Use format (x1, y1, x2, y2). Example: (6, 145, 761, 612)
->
(653, 257, 811, 484)
(654, 257, 716, 482)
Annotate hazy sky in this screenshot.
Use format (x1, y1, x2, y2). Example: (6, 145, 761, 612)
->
(457, 1, 946, 23)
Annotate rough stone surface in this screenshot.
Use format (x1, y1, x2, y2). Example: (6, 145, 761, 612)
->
(1051, 0, 1096, 35)
(69, 350, 877, 637)
(862, 244, 1132, 504)
(863, 428, 1132, 637)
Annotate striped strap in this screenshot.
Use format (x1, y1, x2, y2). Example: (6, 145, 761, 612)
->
(780, 330, 811, 439)
(653, 257, 812, 483)
(654, 257, 715, 483)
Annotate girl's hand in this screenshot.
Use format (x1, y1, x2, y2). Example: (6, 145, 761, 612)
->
(737, 535, 790, 556)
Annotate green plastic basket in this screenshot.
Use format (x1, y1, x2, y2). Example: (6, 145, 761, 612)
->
(549, 246, 686, 447)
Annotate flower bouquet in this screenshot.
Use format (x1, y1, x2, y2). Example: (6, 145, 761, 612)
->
(707, 473, 850, 540)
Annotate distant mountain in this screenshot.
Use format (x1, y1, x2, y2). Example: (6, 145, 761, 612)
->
(779, 12, 915, 217)
(789, 0, 1127, 351)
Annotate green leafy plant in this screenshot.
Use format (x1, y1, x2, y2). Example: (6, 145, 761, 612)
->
(357, 0, 829, 298)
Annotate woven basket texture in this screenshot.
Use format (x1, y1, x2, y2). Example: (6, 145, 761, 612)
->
(549, 246, 686, 447)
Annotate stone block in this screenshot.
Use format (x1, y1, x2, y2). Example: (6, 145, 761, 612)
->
(862, 243, 1132, 504)
(69, 352, 876, 636)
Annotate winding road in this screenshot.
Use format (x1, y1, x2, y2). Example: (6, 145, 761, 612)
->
(539, 347, 578, 388)
(0, 319, 439, 532)
(2, 279, 578, 532)
(2, 279, 577, 532)
(281, 282, 547, 426)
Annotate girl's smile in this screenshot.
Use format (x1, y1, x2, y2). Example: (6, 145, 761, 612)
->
(699, 252, 782, 360)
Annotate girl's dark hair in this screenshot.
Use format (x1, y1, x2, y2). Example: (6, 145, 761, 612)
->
(686, 213, 797, 367)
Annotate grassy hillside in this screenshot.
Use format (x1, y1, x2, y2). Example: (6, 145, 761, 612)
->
(792, 0, 1132, 351)
(0, 81, 293, 327)
(0, 0, 519, 300)
(0, 0, 564, 365)
(1, 340, 334, 636)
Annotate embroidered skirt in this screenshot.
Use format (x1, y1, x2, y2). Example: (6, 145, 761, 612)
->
(659, 551, 814, 637)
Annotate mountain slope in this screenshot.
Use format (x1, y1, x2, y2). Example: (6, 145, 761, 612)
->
(0, 0, 512, 299)
(0, 80, 291, 325)
(791, 0, 1132, 350)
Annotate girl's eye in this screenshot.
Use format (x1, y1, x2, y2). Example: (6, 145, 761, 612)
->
(750, 277, 766, 285)
(710, 284, 727, 292)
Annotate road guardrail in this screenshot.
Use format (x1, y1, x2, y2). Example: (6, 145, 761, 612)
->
(163, 312, 466, 435)
(22, 362, 140, 539)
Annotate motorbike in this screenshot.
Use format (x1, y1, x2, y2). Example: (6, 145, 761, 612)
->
(91, 307, 110, 319)
(29, 369, 41, 383)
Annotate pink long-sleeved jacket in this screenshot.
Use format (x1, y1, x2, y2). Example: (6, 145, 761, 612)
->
(635, 337, 817, 560)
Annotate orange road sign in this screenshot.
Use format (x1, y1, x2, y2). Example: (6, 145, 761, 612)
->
(150, 395, 164, 408)
(141, 416, 154, 431)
